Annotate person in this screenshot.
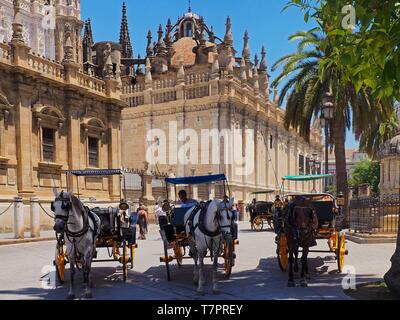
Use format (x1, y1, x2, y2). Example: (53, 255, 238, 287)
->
(231, 203, 239, 240)
(176, 190, 197, 208)
(155, 200, 168, 228)
(137, 205, 148, 240)
(273, 195, 284, 243)
(248, 198, 257, 229)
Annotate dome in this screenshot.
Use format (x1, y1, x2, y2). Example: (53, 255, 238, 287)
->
(184, 12, 200, 20)
(170, 37, 215, 67)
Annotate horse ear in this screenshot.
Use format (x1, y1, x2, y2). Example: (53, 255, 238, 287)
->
(229, 197, 235, 208)
(52, 187, 58, 197)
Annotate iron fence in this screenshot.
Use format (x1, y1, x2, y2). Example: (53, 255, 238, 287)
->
(349, 194, 400, 234)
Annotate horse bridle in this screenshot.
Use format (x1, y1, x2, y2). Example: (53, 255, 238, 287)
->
(52, 194, 89, 238)
(215, 201, 234, 231)
(51, 195, 71, 222)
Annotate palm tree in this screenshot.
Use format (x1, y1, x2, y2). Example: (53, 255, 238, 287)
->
(272, 28, 393, 218)
(358, 111, 399, 159)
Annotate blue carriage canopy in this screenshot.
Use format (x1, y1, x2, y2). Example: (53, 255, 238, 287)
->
(165, 174, 227, 185)
(65, 169, 124, 176)
(282, 174, 333, 181)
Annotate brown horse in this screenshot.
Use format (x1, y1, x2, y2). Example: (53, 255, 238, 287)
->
(284, 196, 318, 287)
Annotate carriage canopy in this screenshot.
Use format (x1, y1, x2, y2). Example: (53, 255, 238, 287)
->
(282, 174, 333, 181)
(165, 174, 227, 185)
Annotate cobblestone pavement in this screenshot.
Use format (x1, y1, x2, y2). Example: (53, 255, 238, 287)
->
(0, 222, 395, 300)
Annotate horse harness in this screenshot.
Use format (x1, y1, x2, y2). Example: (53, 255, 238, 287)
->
(186, 200, 233, 240)
(52, 194, 97, 243)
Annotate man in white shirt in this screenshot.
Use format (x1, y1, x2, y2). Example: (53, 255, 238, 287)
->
(155, 200, 168, 227)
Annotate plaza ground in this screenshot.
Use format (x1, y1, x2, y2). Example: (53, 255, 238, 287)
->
(0, 222, 395, 300)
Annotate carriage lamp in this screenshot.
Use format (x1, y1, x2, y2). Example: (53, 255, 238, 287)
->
(336, 192, 344, 207)
(322, 92, 334, 120)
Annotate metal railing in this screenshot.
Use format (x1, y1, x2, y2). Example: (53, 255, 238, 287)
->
(349, 194, 400, 234)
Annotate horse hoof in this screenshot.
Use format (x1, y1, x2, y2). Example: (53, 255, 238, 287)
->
(193, 280, 199, 286)
(287, 281, 295, 287)
(300, 280, 308, 287)
(306, 274, 311, 280)
(67, 294, 75, 300)
(294, 266, 299, 273)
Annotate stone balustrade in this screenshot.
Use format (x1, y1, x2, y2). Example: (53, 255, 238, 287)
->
(0, 40, 119, 100)
(77, 72, 106, 95)
(28, 52, 64, 80)
(0, 42, 11, 65)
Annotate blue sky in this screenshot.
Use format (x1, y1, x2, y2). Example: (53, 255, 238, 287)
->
(81, 0, 358, 149)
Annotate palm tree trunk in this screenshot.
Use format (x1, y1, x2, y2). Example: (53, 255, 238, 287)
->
(384, 223, 400, 296)
(332, 112, 349, 224)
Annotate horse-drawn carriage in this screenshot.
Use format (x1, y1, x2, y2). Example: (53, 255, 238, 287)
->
(159, 174, 238, 284)
(250, 190, 275, 231)
(53, 169, 137, 291)
(276, 174, 348, 275)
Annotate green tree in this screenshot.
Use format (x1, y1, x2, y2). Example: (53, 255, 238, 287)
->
(283, 0, 400, 100)
(348, 160, 380, 195)
(271, 29, 392, 222)
(283, 0, 400, 297)
(358, 111, 399, 159)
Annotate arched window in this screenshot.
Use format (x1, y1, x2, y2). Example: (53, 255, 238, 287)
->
(185, 22, 193, 37)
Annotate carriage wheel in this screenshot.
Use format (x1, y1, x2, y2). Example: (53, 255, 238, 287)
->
(122, 240, 129, 282)
(267, 216, 274, 230)
(253, 217, 264, 232)
(336, 233, 346, 273)
(54, 244, 66, 284)
(161, 241, 171, 281)
(329, 232, 339, 252)
(224, 239, 234, 279)
(173, 243, 184, 266)
(130, 244, 135, 270)
(277, 234, 289, 272)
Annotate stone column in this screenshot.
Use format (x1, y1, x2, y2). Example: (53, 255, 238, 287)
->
(30, 196, 40, 238)
(142, 171, 155, 204)
(191, 168, 198, 199)
(14, 196, 24, 239)
(107, 106, 122, 200)
(15, 95, 34, 198)
(208, 171, 215, 200)
(168, 173, 176, 201)
(67, 104, 82, 193)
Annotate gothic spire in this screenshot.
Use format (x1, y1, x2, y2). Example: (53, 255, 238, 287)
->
(254, 53, 259, 69)
(83, 19, 94, 63)
(242, 30, 251, 65)
(260, 46, 267, 72)
(156, 24, 167, 56)
(146, 30, 153, 57)
(224, 16, 233, 47)
(119, 1, 133, 59)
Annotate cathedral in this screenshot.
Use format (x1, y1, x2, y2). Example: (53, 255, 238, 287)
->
(0, 0, 323, 207)
(0, 0, 124, 202)
(115, 3, 324, 201)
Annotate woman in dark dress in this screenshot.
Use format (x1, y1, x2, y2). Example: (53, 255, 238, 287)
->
(137, 205, 148, 240)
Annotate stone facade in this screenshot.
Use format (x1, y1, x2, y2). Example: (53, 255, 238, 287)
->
(0, 0, 125, 202)
(117, 5, 324, 203)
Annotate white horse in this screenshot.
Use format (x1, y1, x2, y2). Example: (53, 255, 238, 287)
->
(184, 198, 234, 295)
(52, 191, 100, 299)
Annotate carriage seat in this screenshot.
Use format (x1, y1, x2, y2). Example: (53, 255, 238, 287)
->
(90, 207, 119, 237)
(311, 201, 335, 228)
